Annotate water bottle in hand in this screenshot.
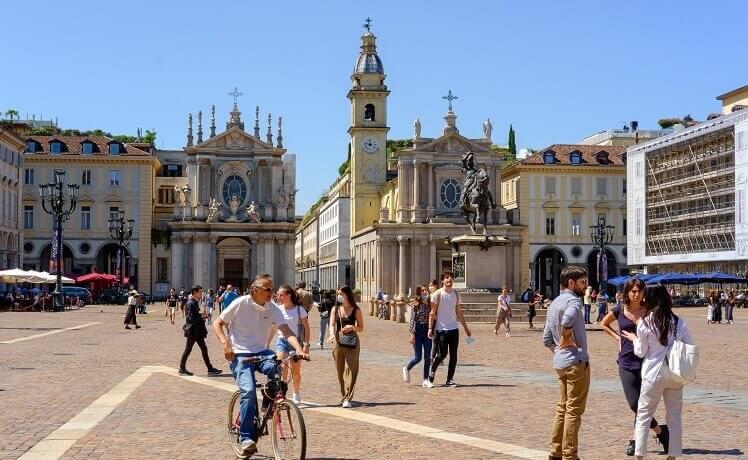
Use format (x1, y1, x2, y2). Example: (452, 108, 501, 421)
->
(466, 336, 475, 345)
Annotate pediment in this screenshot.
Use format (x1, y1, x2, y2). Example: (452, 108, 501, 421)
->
(21, 194, 38, 203)
(104, 193, 123, 203)
(568, 201, 585, 210)
(542, 201, 559, 209)
(594, 201, 610, 210)
(433, 162, 463, 171)
(190, 126, 274, 152)
(78, 194, 96, 203)
(412, 132, 492, 155)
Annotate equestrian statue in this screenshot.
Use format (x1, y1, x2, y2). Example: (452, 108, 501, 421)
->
(460, 150, 497, 235)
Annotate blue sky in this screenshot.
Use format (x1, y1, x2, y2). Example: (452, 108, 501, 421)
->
(2, 1, 746, 213)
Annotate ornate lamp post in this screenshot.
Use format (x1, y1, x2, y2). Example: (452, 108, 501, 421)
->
(38, 170, 79, 312)
(590, 216, 614, 296)
(108, 211, 134, 300)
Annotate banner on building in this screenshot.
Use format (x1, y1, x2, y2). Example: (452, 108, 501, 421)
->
(49, 221, 59, 273)
(597, 250, 608, 283)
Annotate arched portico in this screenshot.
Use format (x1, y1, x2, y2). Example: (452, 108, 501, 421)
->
(534, 246, 567, 299)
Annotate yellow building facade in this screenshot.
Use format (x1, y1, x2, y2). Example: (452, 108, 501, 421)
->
(501, 144, 627, 298)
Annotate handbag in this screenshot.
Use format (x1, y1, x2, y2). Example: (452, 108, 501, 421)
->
(296, 305, 306, 344)
(667, 318, 699, 384)
(337, 307, 358, 348)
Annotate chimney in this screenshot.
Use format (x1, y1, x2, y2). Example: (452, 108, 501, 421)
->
(631, 120, 638, 132)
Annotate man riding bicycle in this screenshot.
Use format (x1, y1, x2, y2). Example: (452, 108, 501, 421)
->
(213, 273, 309, 457)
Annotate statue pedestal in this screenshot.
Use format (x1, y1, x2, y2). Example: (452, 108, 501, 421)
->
(449, 235, 510, 290)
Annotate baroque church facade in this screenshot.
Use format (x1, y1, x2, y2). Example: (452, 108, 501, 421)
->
(346, 27, 523, 300)
(166, 100, 297, 291)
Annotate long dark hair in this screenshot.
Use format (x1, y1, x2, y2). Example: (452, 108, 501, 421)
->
(643, 285, 678, 346)
(339, 285, 356, 307)
(622, 277, 645, 308)
(278, 284, 300, 306)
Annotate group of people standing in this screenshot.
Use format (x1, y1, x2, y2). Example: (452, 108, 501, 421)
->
(544, 267, 694, 460)
(706, 289, 737, 324)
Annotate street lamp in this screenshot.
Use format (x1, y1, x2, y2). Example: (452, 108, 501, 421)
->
(108, 211, 134, 301)
(38, 170, 79, 312)
(590, 215, 614, 296)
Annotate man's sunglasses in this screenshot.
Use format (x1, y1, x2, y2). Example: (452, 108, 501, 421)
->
(253, 286, 273, 293)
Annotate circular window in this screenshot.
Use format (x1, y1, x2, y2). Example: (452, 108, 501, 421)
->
(23, 242, 34, 254)
(222, 175, 248, 206)
(440, 179, 461, 209)
(571, 246, 582, 258)
(622, 247, 628, 257)
(80, 242, 91, 254)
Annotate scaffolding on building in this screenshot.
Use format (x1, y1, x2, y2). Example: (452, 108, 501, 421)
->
(645, 129, 736, 256)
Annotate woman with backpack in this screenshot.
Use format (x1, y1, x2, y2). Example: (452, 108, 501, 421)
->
(274, 285, 311, 405)
(621, 285, 694, 460)
(601, 278, 666, 456)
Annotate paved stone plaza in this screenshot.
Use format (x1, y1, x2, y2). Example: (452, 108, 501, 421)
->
(1, 305, 746, 459)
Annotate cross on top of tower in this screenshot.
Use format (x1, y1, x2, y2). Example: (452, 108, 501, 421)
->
(363, 17, 372, 32)
(442, 89, 458, 112)
(228, 86, 243, 107)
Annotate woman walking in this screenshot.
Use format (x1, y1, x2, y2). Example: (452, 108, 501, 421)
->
(402, 285, 432, 386)
(327, 286, 364, 408)
(527, 292, 539, 329)
(494, 286, 512, 337)
(621, 285, 694, 460)
(726, 290, 736, 324)
(203, 288, 215, 325)
(274, 285, 310, 404)
(316, 290, 334, 349)
(601, 278, 666, 456)
(707, 290, 716, 324)
(124, 290, 141, 330)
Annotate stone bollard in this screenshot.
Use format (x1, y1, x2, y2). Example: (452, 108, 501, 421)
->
(369, 299, 376, 317)
(390, 301, 398, 322)
(396, 301, 406, 323)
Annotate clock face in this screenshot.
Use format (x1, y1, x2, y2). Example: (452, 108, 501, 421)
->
(362, 137, 379, 153)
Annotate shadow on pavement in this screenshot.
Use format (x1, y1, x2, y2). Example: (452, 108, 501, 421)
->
(683, 448, 744, 456)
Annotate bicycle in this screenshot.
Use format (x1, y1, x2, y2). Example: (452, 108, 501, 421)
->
(227, 353, 308, 459)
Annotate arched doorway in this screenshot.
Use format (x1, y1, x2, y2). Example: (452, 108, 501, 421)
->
(587, 248, 617, 296)
(535, 247, 567, 299)
(40, 243, 74, 273)
(217, 238, 251, 291)
(96, 243, 132, 279)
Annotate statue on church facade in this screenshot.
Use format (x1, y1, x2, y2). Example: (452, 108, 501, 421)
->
(276, 186, 288, 207)
(227, 194, 241, 222)
(460, 150, 496, 235)
(246, 201, 261, 223)
(206, 197, 220, 223)
(414, 117, 421, 139)
(483, 118, 493, 140)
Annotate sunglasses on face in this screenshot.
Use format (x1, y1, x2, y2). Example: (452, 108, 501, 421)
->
(254, 286, 273, 293)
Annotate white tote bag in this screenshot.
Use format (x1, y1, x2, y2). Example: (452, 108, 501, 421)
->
(667, 319, 699, 384)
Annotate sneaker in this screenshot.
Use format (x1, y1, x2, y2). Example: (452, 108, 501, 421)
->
(445, 380, 458, 387)
(423, 379, 435, 389)
(291, 392, 301, 404)
(402, 366, 411, 383)
(135, 325, 141, 329)
(207, 367, 222, 376)
(125, 326, 131, 329)
(341, 399, 352, 408)
(178, 369, 193, 376)
(240, 439, 257, 456)
(626, 439, 635, 456)
(505, 332, 511, 337)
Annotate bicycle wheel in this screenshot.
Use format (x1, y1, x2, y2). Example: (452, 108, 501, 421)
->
(227, 390, 250, 459)
(270, 399, 306, 460)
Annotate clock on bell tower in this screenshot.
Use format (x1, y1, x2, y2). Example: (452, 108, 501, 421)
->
(348, 21, 390, 234)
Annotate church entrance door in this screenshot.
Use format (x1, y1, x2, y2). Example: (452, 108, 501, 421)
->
(224, 259, 245, 291)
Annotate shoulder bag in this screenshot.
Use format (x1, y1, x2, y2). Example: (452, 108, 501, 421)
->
(667, 318, 699, 384)
(296, 305, 306, 344)
(337, 306, 358, 348)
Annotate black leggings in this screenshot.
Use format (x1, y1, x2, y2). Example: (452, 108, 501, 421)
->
(180, 336, 213, 371)
(124, 305, 138, 325)
(618, 366, 658, 429)
(430, 329, 459, 382)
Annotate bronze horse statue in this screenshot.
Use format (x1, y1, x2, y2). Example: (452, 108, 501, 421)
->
(460, 151, 497, 235)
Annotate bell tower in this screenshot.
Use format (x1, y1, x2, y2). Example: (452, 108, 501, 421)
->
(348, 18, 390, 234)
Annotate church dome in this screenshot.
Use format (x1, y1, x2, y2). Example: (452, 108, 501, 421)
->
(354, 32, 384, 74)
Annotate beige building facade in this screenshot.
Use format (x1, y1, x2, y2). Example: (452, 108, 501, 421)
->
(21, 135, 158, 290)
(501, 145, 628, 298)
(0, 126, 24, 270)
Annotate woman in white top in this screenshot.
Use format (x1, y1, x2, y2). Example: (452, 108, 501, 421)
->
(274, 285, 311, 404)
(621, 285, 694, 460)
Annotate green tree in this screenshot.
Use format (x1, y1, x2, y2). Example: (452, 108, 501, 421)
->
(142, 130, 157, 144)
(4, 109, 19, 121)
(507, 124, 517, 160)
(386, 139, 411, 160)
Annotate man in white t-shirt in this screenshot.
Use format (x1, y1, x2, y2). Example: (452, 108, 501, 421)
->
(426, 271, 472, 388)
(213, 273, 308, 456)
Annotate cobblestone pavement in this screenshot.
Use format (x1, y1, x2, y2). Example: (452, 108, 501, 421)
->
(0, 304, 746, 459)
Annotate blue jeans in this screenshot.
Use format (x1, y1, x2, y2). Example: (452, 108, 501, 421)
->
(583, 304, 591, 323)
(319, 315, 330, 345)
(230, 350, 278, 442)
(406, 324, 432, 380)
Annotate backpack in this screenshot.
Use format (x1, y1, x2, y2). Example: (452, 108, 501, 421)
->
(667, 318, 699, 384)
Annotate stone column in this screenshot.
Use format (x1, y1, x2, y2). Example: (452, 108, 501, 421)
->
(411, 238, 421, 292)
(193, 234, 210, 287)
(427, 161, 435, 219)
(208, 236, 219, 289)
(411, 160, 421, 223)
(265, 236, 275, 280)
(376, 238, 384, 295)
(397, 161, 408, 223)
(249, 236, 258, 280)
(429, 236, 437, 282)
(171, 235, 184, 289)
(397, 237, 408, 298)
